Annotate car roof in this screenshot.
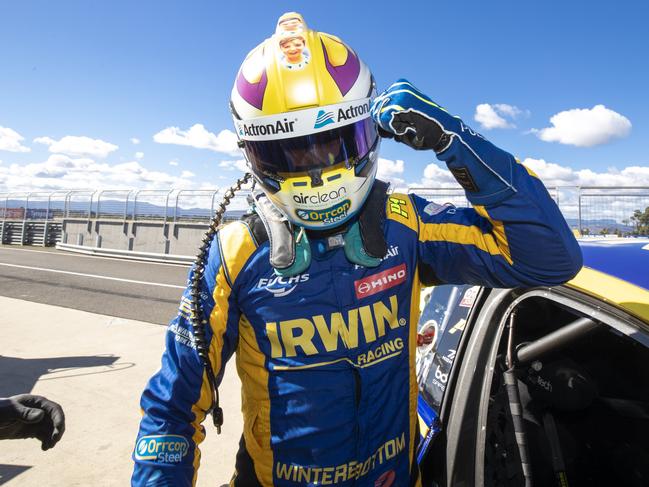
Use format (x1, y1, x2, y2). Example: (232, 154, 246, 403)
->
(566, 238, 649, 323)
(579, 238, 649, 290)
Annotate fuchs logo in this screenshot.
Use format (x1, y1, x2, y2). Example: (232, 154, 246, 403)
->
(355, 263, 407, 299)
(314, 110, 335, 129)
(240, 118, 296, 137)
(338, 102, 370, 121)
(292, 186, 347, 204)
(134, 435, 189, 464)
(257, 274, 309, 298)
(296, 199, 351, 224)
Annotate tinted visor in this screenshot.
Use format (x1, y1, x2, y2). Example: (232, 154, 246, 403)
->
(242, 118, 377, 177)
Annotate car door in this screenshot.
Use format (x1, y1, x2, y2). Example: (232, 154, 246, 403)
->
(415, 284, 484, 475)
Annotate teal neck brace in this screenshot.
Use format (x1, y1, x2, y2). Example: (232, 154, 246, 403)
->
(274, 221, 380, 277)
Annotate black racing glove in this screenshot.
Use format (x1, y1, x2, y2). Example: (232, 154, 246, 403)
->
(377, 112, 451, 152)
(0, 394, 65, 450)
(371, 79, 453, 153)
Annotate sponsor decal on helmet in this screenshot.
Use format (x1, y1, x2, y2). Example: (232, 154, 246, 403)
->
(314, 109, 335, 129)
(296, 199, 351, 224)
(257, 274, 310, 297)
(236, 98, 372, 141)
(134, 435, 189, 464)
(292, 186, 347, 204)
(337, 102, 370, 121)
(354, 263, 407, 299)
(238, 118, 297, 137)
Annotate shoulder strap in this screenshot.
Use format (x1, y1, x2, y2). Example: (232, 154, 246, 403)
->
(217, 220, 261, 287)
(358, 179, 389, 259)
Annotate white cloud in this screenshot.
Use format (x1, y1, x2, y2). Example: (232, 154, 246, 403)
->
(521, 157, 649, 187)
(0, 155, 201, 192)
(418, 162, 463, 188)
(532, 105, 631, 147)
(153, 125, 240, 155)
(474, 103, 523, 130)
(135, 151, 144, 160)
(0, 127, 31, 153)
(377, 157, 406, 188)
(34, 135, 119, 158)
(218, 159, 248, 172)
(168, 160, 179, 166)
(130, 138, 140, 145)
(180, 170, 195, 178)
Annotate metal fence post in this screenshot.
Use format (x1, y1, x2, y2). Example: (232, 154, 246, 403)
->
(97, 190, 104, 219)
(133, 190, 140, 221)
(0, 194, 6, 245)
(210, 190, 220, 219)
(174, 190, 182, 223)
(21, 192, 30, 244)
(123, 191, 130, 222)
(578, 188, 583, 235)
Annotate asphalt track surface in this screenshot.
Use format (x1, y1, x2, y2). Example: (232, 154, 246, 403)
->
(0, 245, 190, 325)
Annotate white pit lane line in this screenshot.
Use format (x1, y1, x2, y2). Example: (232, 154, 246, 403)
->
(0, 246, 190, 267)
(0, 262, 185, 289)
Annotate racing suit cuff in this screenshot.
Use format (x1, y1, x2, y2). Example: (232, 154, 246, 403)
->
(437, 136, 517, 207)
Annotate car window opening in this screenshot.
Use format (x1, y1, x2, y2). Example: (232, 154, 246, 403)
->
(484, 296, 649, 487)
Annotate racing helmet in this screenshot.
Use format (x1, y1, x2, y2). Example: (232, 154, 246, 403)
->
(231, 12, 379, 230)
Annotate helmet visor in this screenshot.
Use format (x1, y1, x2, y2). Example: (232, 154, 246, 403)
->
(242, 118, 377, 178)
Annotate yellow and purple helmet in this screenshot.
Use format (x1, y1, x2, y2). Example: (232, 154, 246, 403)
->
(231, 12, 379, 230)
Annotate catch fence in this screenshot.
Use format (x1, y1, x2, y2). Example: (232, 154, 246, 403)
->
(0, 185, 648, 236)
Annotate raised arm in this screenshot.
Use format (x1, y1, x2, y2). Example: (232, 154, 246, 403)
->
(373, 79, 582, 287)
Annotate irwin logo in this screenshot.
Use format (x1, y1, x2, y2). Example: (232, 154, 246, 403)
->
(266, 294, 403, 358)
(354, 264, 407, 299)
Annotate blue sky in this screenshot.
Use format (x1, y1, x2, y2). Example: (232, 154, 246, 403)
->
(1, 0, 648, 192)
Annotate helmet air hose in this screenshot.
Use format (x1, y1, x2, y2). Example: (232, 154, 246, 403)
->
(190, 172, 252, 433)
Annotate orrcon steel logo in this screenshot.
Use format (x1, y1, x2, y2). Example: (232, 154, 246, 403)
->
(134, 434, 189, 464)
(296, 199, 351, 224)
(354, 263, 407, 299)
(257, 274, 309, 297)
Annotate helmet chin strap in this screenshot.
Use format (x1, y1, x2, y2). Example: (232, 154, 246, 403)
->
(252, 180, 389, 276)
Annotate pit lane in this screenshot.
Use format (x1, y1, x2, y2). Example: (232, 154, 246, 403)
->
(0, 246, 190, 325)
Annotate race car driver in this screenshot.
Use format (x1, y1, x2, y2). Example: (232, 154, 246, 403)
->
(132, 12, 582, 487)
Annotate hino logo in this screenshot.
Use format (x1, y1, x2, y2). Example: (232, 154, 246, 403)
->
(240, 118, 296, 137)
(257, 274, 309, 297)
(355, 263, 407, 299)
(292, 186, 347, 204)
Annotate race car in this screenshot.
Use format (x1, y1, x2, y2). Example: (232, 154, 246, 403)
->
(415, 238, 649, 487)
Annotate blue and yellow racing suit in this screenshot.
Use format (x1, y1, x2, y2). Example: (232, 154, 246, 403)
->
(132, 82, 582, 487)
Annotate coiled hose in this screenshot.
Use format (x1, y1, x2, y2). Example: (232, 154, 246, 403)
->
(190, 172, 252, 433)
